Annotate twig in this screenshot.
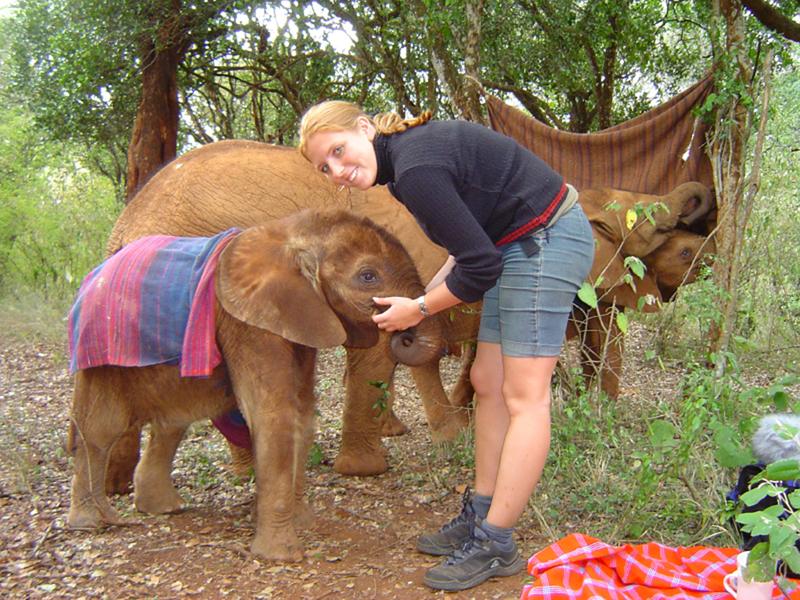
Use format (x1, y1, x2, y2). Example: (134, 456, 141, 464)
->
(31, 521, 55, 558)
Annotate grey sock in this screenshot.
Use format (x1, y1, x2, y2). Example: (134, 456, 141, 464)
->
(478, 519, 515, 551)
(470, 493, 492, 520)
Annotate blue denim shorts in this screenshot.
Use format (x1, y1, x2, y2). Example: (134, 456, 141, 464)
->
(478, 204, 595, 357)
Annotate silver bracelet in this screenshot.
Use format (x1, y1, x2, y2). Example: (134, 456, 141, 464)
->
(416, 295, 430, 317)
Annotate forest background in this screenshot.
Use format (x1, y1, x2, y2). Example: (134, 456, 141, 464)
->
(0, 0, 799, 566)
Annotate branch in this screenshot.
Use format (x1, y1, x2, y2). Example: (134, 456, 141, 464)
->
(741, 0, 800, 42)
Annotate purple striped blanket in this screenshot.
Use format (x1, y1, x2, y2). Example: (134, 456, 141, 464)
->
(68, 228, 240, 377)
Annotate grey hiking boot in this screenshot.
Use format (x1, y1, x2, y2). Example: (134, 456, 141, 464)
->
(416, 489, 475, 556)
(423, 520, 526, 591)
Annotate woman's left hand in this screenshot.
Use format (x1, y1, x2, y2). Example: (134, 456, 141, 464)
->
(372, 296, 424, 332)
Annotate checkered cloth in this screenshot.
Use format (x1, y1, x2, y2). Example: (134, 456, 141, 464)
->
(520, 533, 774, 599)
(68, 229, 239, 377)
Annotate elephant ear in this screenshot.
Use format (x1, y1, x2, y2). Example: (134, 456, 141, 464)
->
(216, 224, 346, 348)
(590, 234, 663, 313)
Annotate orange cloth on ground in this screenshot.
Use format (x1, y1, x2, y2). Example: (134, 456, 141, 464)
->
(520, 533, 799, 599)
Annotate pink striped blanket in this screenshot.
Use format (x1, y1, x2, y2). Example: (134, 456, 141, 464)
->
(68, 229, 239, 377)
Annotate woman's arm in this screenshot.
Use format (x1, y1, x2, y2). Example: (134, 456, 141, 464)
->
(426, 255, 455, 292)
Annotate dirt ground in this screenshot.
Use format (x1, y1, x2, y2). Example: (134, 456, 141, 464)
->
(0, 335, 546, 600)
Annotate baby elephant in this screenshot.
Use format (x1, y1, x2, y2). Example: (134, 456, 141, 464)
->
(66, 209, 443, 561)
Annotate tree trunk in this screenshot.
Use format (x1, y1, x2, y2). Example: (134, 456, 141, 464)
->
(124, 2, 187, 202)
(707, 0, 772, 367)
(463, 0, 486, 125)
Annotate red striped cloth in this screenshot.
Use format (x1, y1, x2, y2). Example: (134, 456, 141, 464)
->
(520, 533, 797, 599)
(68, 229, 239, 377)
(487, 74, 715, 196)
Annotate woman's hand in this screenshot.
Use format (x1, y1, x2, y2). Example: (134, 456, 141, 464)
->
(372, 296, 424, 332)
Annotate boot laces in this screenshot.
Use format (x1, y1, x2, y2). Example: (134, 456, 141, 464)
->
(438, 487, 474, 533)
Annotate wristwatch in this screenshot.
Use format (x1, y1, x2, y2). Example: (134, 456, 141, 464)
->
(416, 295, 430, 318)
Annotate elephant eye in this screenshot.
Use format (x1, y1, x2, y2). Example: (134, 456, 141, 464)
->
(358, 269, 379, 285)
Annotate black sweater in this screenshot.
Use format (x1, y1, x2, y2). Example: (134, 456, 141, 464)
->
(374, 120, 566, 302)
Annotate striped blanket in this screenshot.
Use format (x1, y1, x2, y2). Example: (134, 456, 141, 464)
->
(487, 74, 715, 196)
(68, 228, 239, 377)
(520, 533, 798, 599)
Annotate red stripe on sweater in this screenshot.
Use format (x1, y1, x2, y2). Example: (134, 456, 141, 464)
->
(495, 181, 567, 247)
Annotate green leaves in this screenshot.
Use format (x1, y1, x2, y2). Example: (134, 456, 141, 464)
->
(577, 281, 598, 308)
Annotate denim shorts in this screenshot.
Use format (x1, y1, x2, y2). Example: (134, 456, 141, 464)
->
(478, 204, 595, 357)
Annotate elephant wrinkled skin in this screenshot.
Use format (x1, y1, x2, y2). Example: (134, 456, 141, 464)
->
(67, 209, 443, 561)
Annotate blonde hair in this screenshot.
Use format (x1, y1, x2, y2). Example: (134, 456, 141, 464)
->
(298, 100, 433, 160)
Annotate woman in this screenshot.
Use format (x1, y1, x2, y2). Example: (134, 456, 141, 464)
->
(299, 101, 594, 592)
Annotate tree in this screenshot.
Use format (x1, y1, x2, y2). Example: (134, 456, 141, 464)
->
(703, 0, 796, 362)
(741, 0, 800, 42)
(10, 0, 240, 201)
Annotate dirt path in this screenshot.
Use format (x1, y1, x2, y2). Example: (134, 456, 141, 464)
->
(0, 337, 542, 599)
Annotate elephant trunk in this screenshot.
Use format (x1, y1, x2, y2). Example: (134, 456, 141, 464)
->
(390, 318, 444, 367)
(670, 182, 714, 227)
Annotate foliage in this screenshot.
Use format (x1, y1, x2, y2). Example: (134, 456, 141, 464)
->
(481, 0, 709, 131)
(731, 449, 800, 586)
(0, 33, 118, 302)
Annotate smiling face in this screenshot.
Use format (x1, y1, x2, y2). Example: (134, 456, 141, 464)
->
(305, 118, 378, 191)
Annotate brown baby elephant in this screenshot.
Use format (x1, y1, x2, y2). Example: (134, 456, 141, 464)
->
(66, 209, 443, 561)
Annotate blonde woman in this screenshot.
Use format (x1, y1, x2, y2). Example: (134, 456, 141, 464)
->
(299, 101, 594, 592)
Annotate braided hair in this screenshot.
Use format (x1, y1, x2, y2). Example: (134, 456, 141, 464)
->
(298, 100, 432, 160)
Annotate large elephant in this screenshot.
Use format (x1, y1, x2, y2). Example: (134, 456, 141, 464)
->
(66, 209, 443, 561)
(103, 140, 471, 486)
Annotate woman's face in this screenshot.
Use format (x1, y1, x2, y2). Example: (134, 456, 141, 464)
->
(306, 117, 377, 191)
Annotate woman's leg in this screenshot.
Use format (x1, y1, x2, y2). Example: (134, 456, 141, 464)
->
(485, 354, 557, 527)
(470, 341, 507, 496)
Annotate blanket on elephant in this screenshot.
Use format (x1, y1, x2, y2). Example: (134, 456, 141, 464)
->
(486, 74, 715, 195)
(68, 228, 240, 377)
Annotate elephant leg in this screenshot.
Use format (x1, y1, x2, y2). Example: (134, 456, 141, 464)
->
(226, 442, 254, 478)
(67, 373, 131, 529)
(133, 423, 186, 515)
(249, 406, 303, 561)
(450, 342, 476, 411)
(293, 363, 316, 530)
(581, 304, 623, 399)
(596, 305, 623, 399)
(379, 378, 410, 438)
(410, 359, 470, 443)
(334, 348, 396, 476)
(105, 424, 141, 495)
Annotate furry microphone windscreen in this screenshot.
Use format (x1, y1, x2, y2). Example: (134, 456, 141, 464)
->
(752, 413, 800, 465)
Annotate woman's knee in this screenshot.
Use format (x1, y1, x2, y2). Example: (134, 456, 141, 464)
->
(470, 358, 501, 399)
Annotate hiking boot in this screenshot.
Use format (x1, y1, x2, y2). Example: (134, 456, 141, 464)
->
(416, 489, 475, 556)
(423, 521, 526, 591)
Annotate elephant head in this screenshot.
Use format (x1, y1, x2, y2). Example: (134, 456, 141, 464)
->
(217, 209, 443, 365)
(580, 181, 715, 310)
(581, 181, 714, 259)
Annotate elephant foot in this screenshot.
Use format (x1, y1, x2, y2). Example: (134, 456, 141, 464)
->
(293, 500, 315, 529)
(250, 528, 303, 562)
(68, 495, 132, 529)
(333, 445, 388, 476)
(380, 410, 409, 437)
(430, 410, 470, 444)
(134, 486, 184, 515)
